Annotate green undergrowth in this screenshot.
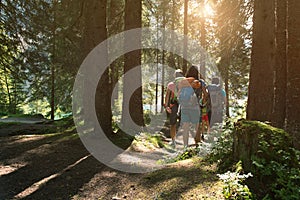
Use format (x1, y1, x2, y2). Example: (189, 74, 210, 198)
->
(207, 119, 300, 199)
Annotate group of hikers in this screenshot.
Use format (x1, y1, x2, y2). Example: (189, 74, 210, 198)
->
(164, 65, 226, 148)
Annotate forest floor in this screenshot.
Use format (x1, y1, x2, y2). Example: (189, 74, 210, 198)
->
(0, 117, 224, 200)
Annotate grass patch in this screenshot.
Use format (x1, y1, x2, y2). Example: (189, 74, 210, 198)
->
(130, 132, 166, 152)
(140, 158, 223, 199)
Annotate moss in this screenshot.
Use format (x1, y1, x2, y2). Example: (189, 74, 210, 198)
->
(235, 120, 295, 164)
(233, 120, 300, 199)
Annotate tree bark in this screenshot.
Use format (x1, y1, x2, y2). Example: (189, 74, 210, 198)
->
(271, 0, 287, 128)
(286, 0, 300, 149)
(83, 0, 112, 135)
(183, 0, 188, 74)
(50, 0, 57, 120)
(122, 0, 144, 128)
(247, 0, 275, 122)
(200, 1, 206, 79)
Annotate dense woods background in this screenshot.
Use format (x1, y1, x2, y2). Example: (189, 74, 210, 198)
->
(1, 0, 299, 148)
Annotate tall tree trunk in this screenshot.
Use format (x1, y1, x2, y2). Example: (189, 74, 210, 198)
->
(168, 0, 176, 68)
(247, 0, 275, 122)
(200, 1, 206, 79)
(183, 0, 188, 74)
(107, 0, 124, 102)
(286, 0, 300, 149)
(219, 52, 230, 117)
(271, 0, 287, 128)
(160, 2, 166, 113)
(224, 59, 230, 117)
(50, 0, 57, 120)
(122, 0, 144, 128)
(3, 66, 12, 113)
(155, 20, 159, 114)
(83, 0, 112, 134)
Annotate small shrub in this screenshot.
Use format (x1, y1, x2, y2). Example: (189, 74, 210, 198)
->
(252, 151, 300, 200)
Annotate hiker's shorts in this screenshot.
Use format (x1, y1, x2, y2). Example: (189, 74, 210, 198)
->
(180, 107, 200, 124)
(169, 103, 179, 125)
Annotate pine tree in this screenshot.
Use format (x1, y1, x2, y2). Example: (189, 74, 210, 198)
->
(286, 0, 300, 149)
(247, 0, 275, 121)
(122, 0, 144, 128)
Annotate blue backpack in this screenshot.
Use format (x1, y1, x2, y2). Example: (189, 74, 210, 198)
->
(178, 86, 198, 108)
(207, 84, 223, 109)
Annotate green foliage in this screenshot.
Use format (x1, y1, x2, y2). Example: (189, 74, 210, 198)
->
(234, 121, 300, 199)
(1, 0, 80, 118)
(208, 119, 300, 199)
(252, 146, 300, 199)
(207, 119, 235, 171)
(143, 110, 152, 125)
(218, 161, 253, 200)
(221, 120, 300, 199)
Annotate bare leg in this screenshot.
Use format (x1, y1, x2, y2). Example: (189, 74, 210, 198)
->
(194, 123, 201, 143)
(202, 121, 205, 135)
(170, 124, 176, 140)
(182, 122, 190, 147)
(206, 120, 210, 133)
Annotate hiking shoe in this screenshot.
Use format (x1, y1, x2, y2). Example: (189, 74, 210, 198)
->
(169, 140, 176, 148)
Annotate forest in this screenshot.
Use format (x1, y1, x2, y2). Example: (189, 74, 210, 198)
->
(1, 0, 300, 199)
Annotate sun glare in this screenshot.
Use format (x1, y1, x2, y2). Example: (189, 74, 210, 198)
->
(204, 3, 214, 17)
(187, 1, 215, 18)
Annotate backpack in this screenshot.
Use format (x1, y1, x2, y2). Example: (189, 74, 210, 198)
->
(207, 84, 223, 109)
(178, 85, 199, 108)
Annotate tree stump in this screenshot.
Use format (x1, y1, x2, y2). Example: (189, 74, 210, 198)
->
(233, 119, 259, 171)
(232, 119, 294, 172)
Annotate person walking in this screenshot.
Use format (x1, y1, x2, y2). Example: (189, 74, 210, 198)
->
(207, 77, 226, 127)
(164, 69, 184, 147)
(177, 65, 206, 148)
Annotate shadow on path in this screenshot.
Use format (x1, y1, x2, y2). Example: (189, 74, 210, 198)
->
(0, 135, 104, 200)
